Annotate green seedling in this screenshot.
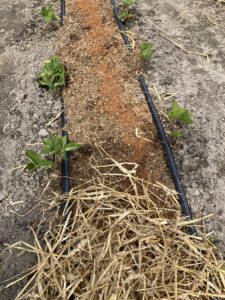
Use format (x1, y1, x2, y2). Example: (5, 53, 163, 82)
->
(42, 135, 81, 160)
(119, 0, 135, 8)
(41, 7, 60, 23)
(25, 151, 54, 171)
(168, 130, 183, 138)
(118, 11, 132, 22)
(140, 42, 154, 60)
(167, 101, 193, 125)
(118, 0, 135, 22)
(25, 136, 80, 171)
(37, 56, 66, 90)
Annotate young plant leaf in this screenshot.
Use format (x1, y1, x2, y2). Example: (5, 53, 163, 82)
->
(167, 101, 193, 125)
(26, 150, 43, 166)
(25, 136, 80, 172)
(37, 56, 66, 91)
(25, 151, 54, 171)
(41, 7, 60, 23)
(118, 0, 135, 22)
(42, 136, 80, 160)
(119, 0, 135, 8)
(168, 130, 183, 138)
(62, 135, 68, 147)
(64, 142, 81, 152)
(140, 42, 154, 60)
(118, 11, 131, 22)
(26, 162, 37, 171)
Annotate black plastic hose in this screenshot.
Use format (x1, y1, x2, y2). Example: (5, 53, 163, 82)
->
(60, 0, 65, 25)
(59, 1, 70, 196)
(139, 75, 196, 233)
(60, 109, 70, 194)
(111, 0, 130, 47)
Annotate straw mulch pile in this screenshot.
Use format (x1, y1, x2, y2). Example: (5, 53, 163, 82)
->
(6, 159, 225, 299)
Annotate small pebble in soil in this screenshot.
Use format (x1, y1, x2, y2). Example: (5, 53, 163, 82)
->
(0, 192, 6, 202)
(38, 129, 48, 138)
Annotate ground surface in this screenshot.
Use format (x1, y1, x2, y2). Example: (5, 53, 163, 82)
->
(60, 0, 225, 253)
(57, 0, 171, 189)
(1, 0, 225, 298)
(0, 1, 61, 298)
(129, 0, 225, 253)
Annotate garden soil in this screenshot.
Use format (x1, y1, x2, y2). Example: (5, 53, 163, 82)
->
(57, 0, 171, 188)
(1, 0, 225, 299)
(0, 0, 61, 299)
(129, 0, 225, 253)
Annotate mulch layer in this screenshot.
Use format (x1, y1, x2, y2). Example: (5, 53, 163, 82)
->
(56, 0, 172, 189)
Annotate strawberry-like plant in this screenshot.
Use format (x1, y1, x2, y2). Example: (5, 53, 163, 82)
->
(25, 136, 80, 171)
(37, 56, 66, 91)
(41, 7, 60, 23)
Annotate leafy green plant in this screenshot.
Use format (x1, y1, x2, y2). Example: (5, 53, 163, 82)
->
(42, 135, 80, 160)
(167, 101, 193, 125)
(25, 151, 54, 171)
(37, 56, 66, 90)
(168, 130, 183, 138)
(140, 42, 154, 60)
(25, 136, 80, 171)
(118, 11, 131, 22)
(41, 7, 60, 23)
(118, 0, 135, 22)
(119, 0, 135, 7)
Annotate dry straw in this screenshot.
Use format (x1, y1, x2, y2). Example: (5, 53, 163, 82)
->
(5, 158, 225, 299)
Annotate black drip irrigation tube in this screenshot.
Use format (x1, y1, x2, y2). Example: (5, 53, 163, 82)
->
(139, 76, 196, 235)
(111, 0, 130, 47)
(110, 0, 196, 234)
(59, 0, 70, 211)
(60, 107, 70, 194)
(60, 0, 66, 25)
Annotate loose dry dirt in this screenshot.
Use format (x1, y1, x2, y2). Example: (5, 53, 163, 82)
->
(57, 0, 172, 189)
(0, 0, 61, 299)
(129, 0, 225, 254)
(1, 0, 225, 298)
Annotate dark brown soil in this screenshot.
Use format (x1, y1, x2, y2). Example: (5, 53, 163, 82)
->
(57, 0, 172, 188)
